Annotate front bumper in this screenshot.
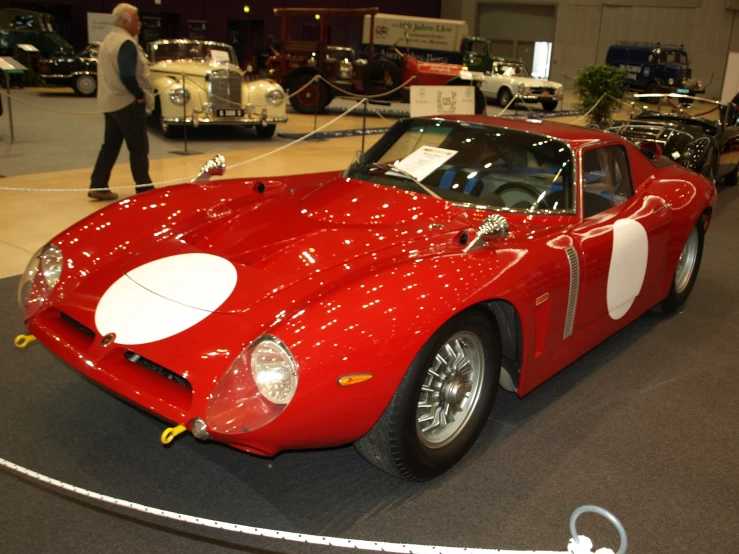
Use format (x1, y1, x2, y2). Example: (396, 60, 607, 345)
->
(163, 114, 288, 127)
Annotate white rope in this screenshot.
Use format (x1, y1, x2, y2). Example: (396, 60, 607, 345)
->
(317, 74, 416, 100)
(0, 97, 373, 192)
(228, 98, 370, 170)
(497, 93, 538, 117)
(571, 93, 608, 124)
(0, 455, 603, 554)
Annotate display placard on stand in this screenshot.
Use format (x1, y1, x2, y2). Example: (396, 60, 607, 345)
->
(0, 57, 29, 143)
(409, 86, 475, 118)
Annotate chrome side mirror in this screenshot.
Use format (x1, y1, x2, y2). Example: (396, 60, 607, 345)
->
(191, 154, 226, 183)
(464, 214, 509, 253)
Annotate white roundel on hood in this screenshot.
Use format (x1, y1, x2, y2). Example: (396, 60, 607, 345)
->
(95, 253, 237, 345)
(607, 219, 648, 320)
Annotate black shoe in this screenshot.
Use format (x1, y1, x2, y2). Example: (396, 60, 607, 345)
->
(136, 185, 155, 194)
(88, 190, 119, 201)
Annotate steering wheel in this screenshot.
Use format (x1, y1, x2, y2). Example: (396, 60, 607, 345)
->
(495, 182, 542, 209)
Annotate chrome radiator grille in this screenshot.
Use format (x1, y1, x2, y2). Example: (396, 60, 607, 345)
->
(209, 70, 242, 110)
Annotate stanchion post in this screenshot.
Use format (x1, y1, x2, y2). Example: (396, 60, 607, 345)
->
(4, 71, 14, 143)
(313, 76, 318, 132)
(361, 98, 367, 153)
(182, 73, 188, 155)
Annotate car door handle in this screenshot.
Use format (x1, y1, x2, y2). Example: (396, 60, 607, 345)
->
(653, 203, 672, 214)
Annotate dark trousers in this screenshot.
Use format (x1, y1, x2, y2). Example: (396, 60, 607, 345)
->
(90, 101, 152, 191)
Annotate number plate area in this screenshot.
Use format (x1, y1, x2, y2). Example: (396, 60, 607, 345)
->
(216, 109, 244, 117)
(677, 88, 690, 94)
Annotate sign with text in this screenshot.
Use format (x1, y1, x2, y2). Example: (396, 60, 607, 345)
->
(87, 12, 115, 43)
(410, 86, 475, 118)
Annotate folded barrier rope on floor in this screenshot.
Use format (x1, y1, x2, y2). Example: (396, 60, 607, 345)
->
(0, 455, 625, 554)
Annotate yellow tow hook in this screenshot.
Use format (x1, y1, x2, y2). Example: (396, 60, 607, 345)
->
(14, 334, 36, 348)
(161, 424, 187, 445)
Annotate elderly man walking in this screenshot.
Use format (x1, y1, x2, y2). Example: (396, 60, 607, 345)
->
(88, 3, 155, 201)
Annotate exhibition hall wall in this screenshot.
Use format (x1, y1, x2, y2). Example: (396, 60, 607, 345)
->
(443, 0, 739, 98)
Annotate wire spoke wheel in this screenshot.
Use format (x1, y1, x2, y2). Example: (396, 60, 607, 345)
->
(675, 226, 699, 294)
(416, 331, 484, 448)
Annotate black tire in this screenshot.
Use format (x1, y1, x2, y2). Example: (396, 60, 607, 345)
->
(72, 74, 97, 97)
(645, 82, 661, 104)
(657, 219, 704, 314)
(362, 59, 402, 97)
(255, 124, 276, 139)
(724, 164, 739, 187)
(498, 87, 513, 108)
(541, 99, 558, 112)
(354, 308, 501, 481)
(289, 73, 330, 114)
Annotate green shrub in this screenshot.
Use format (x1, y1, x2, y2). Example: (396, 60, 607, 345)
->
(573, 64, 628, 127)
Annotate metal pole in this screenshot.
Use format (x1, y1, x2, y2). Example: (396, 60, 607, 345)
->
(361, 99, 367, 153)
(4, 71, 14, 143)
(313, 77, 318, 132)
(182, 73, 188, 155)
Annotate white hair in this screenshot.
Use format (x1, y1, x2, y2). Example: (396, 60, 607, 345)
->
(112, 3, 138, 25)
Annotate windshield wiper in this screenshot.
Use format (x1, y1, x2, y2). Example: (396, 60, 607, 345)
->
(366, 163, 441, 199)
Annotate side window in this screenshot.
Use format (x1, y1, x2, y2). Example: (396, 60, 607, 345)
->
(581, 146, 634, 218)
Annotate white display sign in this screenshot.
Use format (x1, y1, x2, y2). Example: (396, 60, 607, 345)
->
(410, 86, 476, 118)
(362, 13, 467, 53)
(210, 50, 230, 63)
(87, 13, 116, 43)
(721, 52, 739, 104)
(392, 146, 458, 181)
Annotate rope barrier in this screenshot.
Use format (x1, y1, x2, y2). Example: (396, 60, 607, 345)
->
(571, 92, 608, 124)
(0, 455, 624, 554)
(496, 94, 538, 117)
(0, 97, 371, 193)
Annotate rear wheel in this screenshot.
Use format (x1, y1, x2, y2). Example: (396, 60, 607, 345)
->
(354, 308, 501, 480)
(72, 74, 97, 97)
(657, 220, 704, 314)
(289, 74, 330, 114)
(362, 59, 402, 97)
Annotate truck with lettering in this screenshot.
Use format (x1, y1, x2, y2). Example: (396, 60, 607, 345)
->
(605, 42, 705, 99)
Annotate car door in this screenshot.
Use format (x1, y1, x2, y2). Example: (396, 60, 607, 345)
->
(480, 64, 503, 98)
(568, 144, 672, 332)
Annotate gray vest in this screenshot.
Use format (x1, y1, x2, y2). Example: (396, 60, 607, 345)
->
(97, 26, 154, 113)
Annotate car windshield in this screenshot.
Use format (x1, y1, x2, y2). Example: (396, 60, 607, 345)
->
(149, 42, 236, 64)
(494, 62, 528, 77)
(344, 119, 574, 213)
(633, 97, 724, 125)
(656, 50, 688, 64)
(327, 47, 354, 62)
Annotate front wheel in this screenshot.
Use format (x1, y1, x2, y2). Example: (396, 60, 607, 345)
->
(72, 74, 97, 97)
(498, 87, 513, 109)
(354, 308, 501, 480)
(657, 220, 704, 314)
(255, 124, 276, 139)
(541, 99, 558, 112)
(289, 74, 330, 114)
(645, 82, 661, 104)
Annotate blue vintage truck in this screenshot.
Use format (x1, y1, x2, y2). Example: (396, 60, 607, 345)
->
(605, 42, 705, 97)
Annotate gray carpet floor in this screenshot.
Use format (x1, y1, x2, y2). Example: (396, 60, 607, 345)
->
(0, 186, 738, 553)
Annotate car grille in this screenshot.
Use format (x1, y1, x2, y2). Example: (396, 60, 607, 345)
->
(60, 312, 95, 338)
(530, 87, 556, 94)
(209, 70, 242, 110)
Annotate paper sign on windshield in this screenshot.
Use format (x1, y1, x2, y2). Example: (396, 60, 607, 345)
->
(210, 50, 230, 63)
(391, 146, 458, 181)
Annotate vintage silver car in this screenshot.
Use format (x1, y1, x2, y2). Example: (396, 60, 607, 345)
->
(147, 39, 288, 138)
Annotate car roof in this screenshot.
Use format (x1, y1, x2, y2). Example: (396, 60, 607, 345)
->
(434, 115, 617, 146)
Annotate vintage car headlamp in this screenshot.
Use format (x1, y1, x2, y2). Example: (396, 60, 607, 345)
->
(18, 243, 63, 320)
(668, 78, 675, 86)
(169, 87, 190, 105)
(555, 86, 564, 99)
(339, 59, 353, 80)
(265, 88, 285, 106)
(517, 82, 526, 94)
(206, 335, 298, 434)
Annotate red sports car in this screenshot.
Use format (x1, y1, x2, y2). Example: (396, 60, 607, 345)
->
(18, 116, 716, 480)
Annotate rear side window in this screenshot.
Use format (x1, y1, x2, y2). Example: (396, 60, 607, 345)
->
(580, 145, 634, 217)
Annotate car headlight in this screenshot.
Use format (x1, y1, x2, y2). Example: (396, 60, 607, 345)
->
(206, 335, 297, 434)
(18, 243, 63, 320)
(265, 88, 284, 106)
(555, 86, 564, 98)
(668, 78, 675, 86)
(339, 60, 353, 80)
(517, 82, 525, 94)
(169, 87, 190, 105)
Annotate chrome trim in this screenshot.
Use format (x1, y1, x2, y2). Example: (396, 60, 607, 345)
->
(191, 154, 226, 183)
(162, 115, 287, 126)
(463, 214, 509, 253)
(563, 246, 580, 339)
(41, 71, 97, 79)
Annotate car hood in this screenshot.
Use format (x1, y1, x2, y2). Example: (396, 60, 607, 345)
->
(119, 178, 475, 314)
(149, 60, 243, 78)
(513, 76, 562, 89)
